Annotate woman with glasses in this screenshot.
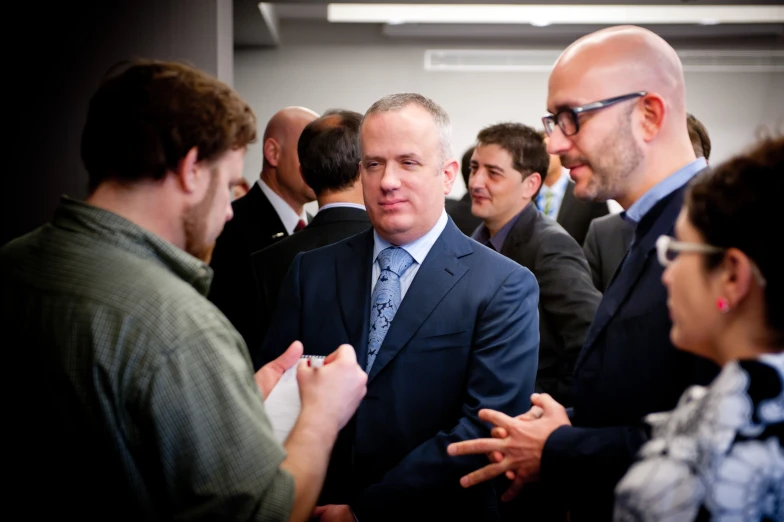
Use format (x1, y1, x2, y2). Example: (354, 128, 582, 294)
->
(614, 136, 783, 521)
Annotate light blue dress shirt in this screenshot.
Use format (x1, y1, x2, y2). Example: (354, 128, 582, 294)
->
(622, 158, 707, 226)
(371, 209, 448, 299)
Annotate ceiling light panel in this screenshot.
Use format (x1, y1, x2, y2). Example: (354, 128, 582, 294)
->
(327, 4, 784, 25)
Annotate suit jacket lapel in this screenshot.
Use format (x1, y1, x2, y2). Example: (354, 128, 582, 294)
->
(575, 187, 687, 370)
(367, 221, 471, 383)
(246, 183, 287, 244)
(336, 229, 374, 370)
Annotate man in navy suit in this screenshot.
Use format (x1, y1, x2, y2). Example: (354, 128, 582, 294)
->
(260, 93, 540, 521)
(448, 26, 718, 521)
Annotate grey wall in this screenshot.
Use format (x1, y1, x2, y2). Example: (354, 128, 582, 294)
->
(4, 0, 234, 245)
(235, 20, 784, 199)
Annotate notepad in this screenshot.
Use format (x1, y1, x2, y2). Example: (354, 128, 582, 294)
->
(264, 355, 325, 443)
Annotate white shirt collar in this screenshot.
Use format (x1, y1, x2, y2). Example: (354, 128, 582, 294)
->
(318, 202, 366, 213)
(257, 179, 308, 234)
(372, 209, 448, 266)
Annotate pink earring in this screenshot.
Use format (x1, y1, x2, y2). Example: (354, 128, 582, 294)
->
(717, 297, 731, 314)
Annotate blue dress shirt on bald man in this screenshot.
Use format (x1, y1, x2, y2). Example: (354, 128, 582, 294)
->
(260, 209, 540, 521)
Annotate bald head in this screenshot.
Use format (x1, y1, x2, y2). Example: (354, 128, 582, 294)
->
(550, 26, 686, 123)
(546, 26, 697, 208)
(261, 106, 319, 211)
(262, 106, 319, 162)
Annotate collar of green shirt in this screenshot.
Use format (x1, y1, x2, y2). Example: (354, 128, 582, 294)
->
(55, 196, 213, 296)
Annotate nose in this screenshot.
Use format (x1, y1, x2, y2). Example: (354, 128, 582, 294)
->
(661, 263, 673, 288)
(225, 201, 234, 222)
(468, 169, 485, 192)
(546, 126, 572, 156)
(379, 164, 402, 192)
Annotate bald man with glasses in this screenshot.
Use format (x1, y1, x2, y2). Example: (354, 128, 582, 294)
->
(448, 26, 719, 521)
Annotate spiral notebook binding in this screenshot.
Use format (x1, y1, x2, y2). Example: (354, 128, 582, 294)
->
(300, 355, 326, 367)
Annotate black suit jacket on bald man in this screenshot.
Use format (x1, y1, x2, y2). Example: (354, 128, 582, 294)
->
(208, 182, 288, 354)
(539, 175, 719, 521)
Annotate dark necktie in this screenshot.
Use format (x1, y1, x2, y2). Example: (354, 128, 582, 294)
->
(294, 219, 306, 232)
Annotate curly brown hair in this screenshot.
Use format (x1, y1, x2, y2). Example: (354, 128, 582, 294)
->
(687, 136, 783, 344)
(81, 59, 257, 192)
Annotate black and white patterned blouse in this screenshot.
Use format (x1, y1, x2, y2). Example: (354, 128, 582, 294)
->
(614, 353, 783, 521)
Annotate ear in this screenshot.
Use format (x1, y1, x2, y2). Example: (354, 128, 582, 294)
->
(719, 248, 754, 308)
(639, 93, 666, 143)
(176, 146, 201, 193)
(523, 172, 543, 199)
(263, 138, 281, 168)
(442, 158, 459, 195)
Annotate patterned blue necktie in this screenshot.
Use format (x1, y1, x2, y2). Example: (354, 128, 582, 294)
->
(366, 246, 415, 372)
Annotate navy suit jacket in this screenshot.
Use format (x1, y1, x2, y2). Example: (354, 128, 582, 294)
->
(540, 178, 719, 521)
(260, 218, 540, 521)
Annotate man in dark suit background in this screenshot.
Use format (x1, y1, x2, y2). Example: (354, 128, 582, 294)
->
(250, 109, 371, 368)
(581, 214, 634, 291)
(208, 106, 318, 351)
(582, 112, 712, 291)
(261, 93, 540, 521)
(469, 122, 600, 408)
(536, 133, 609, 245)
(448, 26, 718, 521)
(446, 146, 482, 235)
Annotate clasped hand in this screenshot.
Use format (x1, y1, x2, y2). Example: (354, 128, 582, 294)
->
(447, 393, 570, 502)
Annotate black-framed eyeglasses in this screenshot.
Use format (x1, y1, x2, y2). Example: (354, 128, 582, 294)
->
(542, 91, 647, 137)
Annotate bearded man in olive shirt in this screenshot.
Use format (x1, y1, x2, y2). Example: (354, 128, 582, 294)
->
(1, 60, 367, 522)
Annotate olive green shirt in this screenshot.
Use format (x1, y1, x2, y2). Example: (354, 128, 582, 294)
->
(1, 197, 294, 520)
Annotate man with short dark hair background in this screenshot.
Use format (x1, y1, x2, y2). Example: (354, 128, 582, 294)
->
(469, 122, 600, 408)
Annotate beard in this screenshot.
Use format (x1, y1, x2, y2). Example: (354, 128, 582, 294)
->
(561, 105, 644, 202)
(183, 170, 220, 263)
